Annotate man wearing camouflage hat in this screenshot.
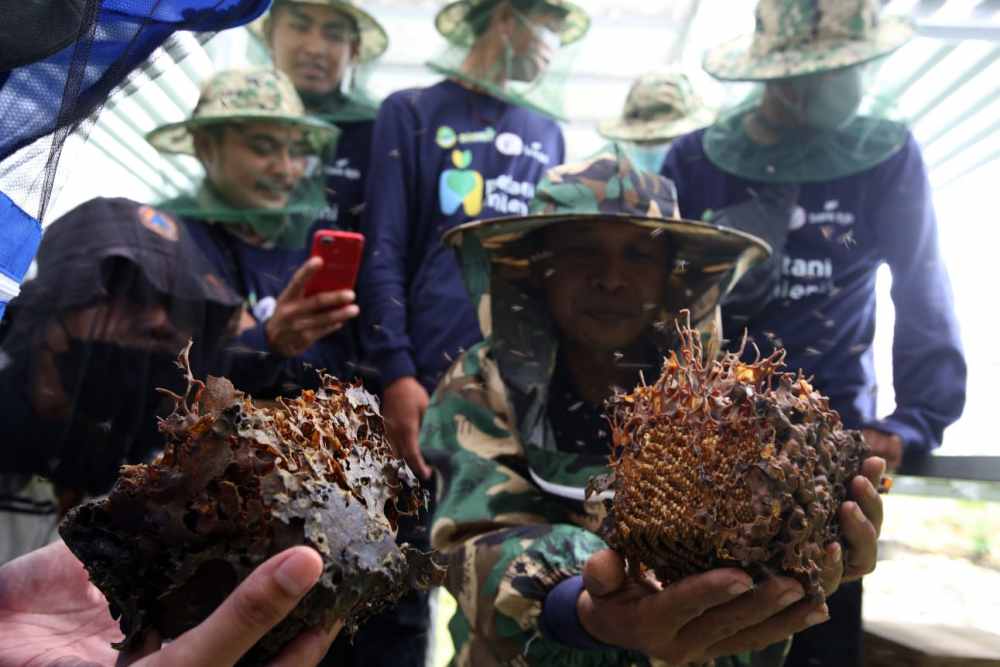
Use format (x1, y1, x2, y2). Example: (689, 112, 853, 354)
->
(660, 1, 966, 665)
(601, 66, 798, 328)
(147, 67, 362, 391)
(422, 149, 888, 666)
(356, 4, 589, 659)
(359, 0, 589, 479)
(258, 0, 388, 236)
(598, 66, 716, 174)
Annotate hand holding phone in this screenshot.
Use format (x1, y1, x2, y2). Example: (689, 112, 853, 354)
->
(265, 231, 363, 358)
(303, 230, 365, 297)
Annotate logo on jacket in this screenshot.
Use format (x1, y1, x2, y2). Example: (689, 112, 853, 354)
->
(137, 206, 179, 242)
(325, 158, 361, 180)
(439, 149, 484, 217)
(436, 126, 457, 149)
(808, 200, 854, 226)
(252, 296, 277, 322)
(495, 132, 524, 156)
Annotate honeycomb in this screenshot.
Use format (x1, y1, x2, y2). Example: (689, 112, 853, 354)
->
(60, 344, 444, 665)
(590, 320, 868, 599)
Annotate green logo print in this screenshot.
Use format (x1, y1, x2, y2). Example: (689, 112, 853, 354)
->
(436, 125, 457, 149)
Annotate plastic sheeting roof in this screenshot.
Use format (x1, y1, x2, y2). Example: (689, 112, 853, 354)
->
(40, 0, 1000, 220)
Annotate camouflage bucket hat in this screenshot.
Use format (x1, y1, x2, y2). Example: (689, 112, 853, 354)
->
(146, 67, 339, 156)
(704, 0, 914, 82)
(250, 0, 389, 63)
(444, 148, 771, 309)
(598, 67, 716, 143)
(435, 0, 591, 47)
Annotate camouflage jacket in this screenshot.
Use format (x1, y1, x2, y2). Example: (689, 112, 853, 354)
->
(424, 340, 790, 667)
(423, 155, 785, 666)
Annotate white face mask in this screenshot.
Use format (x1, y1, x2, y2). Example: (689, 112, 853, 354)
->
(775, 67, 864, 131)
(504, 9, 562, 83)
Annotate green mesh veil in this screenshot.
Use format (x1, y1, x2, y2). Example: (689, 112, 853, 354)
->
(427, 0, 590, 121)
(298, 61, 383, 124)
(703, 63, 910, 184)
(155, 170, 328, 249)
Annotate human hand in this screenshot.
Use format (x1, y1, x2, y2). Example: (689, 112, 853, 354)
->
(795, 454, 887, 608)
(863, 429, 903, 471)
(265, 257, 359, 358)
(577, 550, 829, 664)
(0, 541, 342, 667)
(382, 376, 432, 480)
(839, 455, 886, 583)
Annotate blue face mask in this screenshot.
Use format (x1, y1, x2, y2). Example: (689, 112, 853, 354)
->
(625, 143, 670, 174)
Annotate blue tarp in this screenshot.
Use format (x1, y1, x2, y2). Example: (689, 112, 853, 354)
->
(0, 194, 40, 320)
(0, 0, 272, 318)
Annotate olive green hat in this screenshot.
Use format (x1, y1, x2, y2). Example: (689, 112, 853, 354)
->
(445, 148, 771, 315)
(704, 0, 914, 81)
(145, 67, 338, 156)
(434, 0, 590, 47)
(598, 67, 716, 143)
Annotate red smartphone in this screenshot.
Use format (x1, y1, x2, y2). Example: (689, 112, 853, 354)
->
(303, 230, 365, 297)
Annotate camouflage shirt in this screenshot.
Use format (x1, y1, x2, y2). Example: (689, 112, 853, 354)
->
(424, 340, 791, 667)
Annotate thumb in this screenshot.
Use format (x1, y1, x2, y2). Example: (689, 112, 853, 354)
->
(158, 547, 322, 666)
(582, 548, 627, 598)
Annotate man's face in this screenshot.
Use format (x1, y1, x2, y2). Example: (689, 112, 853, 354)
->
(37, 274, 194, 420)
(540, 221, 670, 353)
(269, 3, 360, 97)
(63, 299, 188, 353)
(768, 67, 864, 130)
(507, 8, 564, 81)
(61, 269, 193, 353)
(196, 122, 310, 210)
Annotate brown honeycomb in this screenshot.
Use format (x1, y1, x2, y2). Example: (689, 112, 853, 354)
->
(59, 345, 445, 666)
(590, 320, 868, 599)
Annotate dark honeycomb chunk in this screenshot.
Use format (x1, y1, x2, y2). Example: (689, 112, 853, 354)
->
(60, 345, 445, 665)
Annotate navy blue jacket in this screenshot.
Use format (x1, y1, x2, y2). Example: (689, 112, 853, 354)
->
(312, 119, 375, 236)
(358, 79, 565, 392)
(662, 128, 966, 455)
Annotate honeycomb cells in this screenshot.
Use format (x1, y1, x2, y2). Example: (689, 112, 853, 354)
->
(597, 324, 868, 598)
(60, 346, 444, 665)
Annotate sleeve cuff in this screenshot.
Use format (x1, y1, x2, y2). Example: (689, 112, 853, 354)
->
(538, 575, 615, 651)
(862, 417, 931, 454)
(238, 321, 271, 354)
(375, 349, 417, 387)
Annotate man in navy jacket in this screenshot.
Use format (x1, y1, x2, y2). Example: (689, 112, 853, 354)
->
(358, 0, 591, 480)
(661, 1, 966, 666)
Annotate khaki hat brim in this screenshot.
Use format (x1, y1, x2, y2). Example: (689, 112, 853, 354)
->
(145, 113, 339, 155)
(444, 212, 772, 270)
(703, 15, 913, 81)
(597, 108, 717, 143)
(249, 1, 389, 63)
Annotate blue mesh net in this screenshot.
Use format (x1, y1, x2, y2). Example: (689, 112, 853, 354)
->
(0, 0, 271, 317)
